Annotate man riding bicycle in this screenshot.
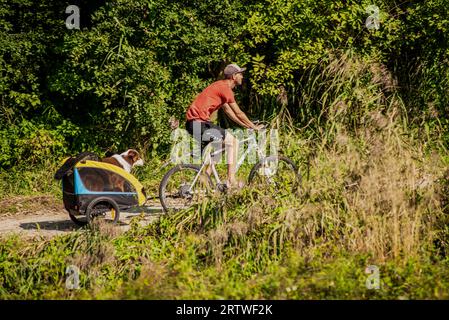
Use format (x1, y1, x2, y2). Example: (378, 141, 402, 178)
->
(185, 63, 263, 189)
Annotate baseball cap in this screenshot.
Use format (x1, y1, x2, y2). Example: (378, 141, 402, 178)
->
(224, 63, 246, 76)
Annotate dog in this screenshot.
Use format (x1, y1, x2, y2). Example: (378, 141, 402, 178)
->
(82, 149, 144, 192)
(101, 149, 144, 173)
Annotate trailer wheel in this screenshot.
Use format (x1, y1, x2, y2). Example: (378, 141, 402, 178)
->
(85, 197, 120, 225)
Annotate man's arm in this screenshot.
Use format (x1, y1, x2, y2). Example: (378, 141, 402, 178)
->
(222, 103, 249, 128)
(222, 102, 259, 129)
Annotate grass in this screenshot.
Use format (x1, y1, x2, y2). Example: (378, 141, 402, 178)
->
(1, 114, 449, 299)
(0, 160, 62, 200)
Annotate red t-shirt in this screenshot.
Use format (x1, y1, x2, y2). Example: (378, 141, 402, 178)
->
(186, 80, 236, 122)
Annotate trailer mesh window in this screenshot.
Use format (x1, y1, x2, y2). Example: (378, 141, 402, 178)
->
(78, 167, 135, 193)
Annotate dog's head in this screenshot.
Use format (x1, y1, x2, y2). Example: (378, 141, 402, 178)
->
(120, 149, 144, 168)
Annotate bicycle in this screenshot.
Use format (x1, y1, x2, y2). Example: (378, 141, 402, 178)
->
(159, 122, 301, 212)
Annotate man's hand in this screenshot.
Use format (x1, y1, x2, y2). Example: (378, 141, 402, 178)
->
(251, 120, 266, 130)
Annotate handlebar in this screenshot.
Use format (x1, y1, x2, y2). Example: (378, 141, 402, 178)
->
(252, 120, 270, 130)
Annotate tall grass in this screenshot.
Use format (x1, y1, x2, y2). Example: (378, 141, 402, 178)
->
(2, 113, 449, 299)
(0, 160, 62, 200)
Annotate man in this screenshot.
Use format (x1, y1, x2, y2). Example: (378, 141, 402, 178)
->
(185, 63, 263, 188)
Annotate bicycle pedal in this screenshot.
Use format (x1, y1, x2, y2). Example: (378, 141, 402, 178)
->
(217, 183, 228, 193)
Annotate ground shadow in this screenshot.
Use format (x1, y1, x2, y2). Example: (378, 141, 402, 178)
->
(125, 206, 164, 214)
(20, 219, 80, 232)
(19, 209, 164, 232)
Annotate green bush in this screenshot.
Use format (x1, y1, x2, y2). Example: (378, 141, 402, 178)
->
(1, 0, 448, 166)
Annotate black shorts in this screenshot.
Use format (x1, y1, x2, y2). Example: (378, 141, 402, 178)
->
(186, 120, 226, 149)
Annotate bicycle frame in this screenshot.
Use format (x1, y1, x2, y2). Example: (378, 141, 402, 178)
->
(188, 133, 268, 191)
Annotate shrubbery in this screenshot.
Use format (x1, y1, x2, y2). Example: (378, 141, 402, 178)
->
(1, 0, 448, 166)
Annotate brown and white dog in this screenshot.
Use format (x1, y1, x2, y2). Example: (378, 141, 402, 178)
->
(83, 149, 144, 192)
(101, 149, 144, 173)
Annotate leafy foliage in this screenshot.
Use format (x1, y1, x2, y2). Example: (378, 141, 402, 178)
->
(1, 0, 448, 165)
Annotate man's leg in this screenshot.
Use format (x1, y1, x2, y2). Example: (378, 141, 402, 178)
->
(224, 132, 238, 186)
(205, 163, 213, 177)
(202, 125, 225, 178)
(197, 122, 238, 188)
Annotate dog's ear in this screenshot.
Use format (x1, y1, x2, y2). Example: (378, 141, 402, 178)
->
(127, 149, 140, 162)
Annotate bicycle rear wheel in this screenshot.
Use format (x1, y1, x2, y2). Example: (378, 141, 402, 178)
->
(159, 164, 213, 213)
(248, 156, 301, 197)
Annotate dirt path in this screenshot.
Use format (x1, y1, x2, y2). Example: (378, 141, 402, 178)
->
(0, 195, 164, 238)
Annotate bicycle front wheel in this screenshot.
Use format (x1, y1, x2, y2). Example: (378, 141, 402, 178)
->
(248, 156, 301, 196)
(159, 164, 213, 213)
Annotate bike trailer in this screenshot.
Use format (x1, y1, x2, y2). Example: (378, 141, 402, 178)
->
(54, 152, 146, 226)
